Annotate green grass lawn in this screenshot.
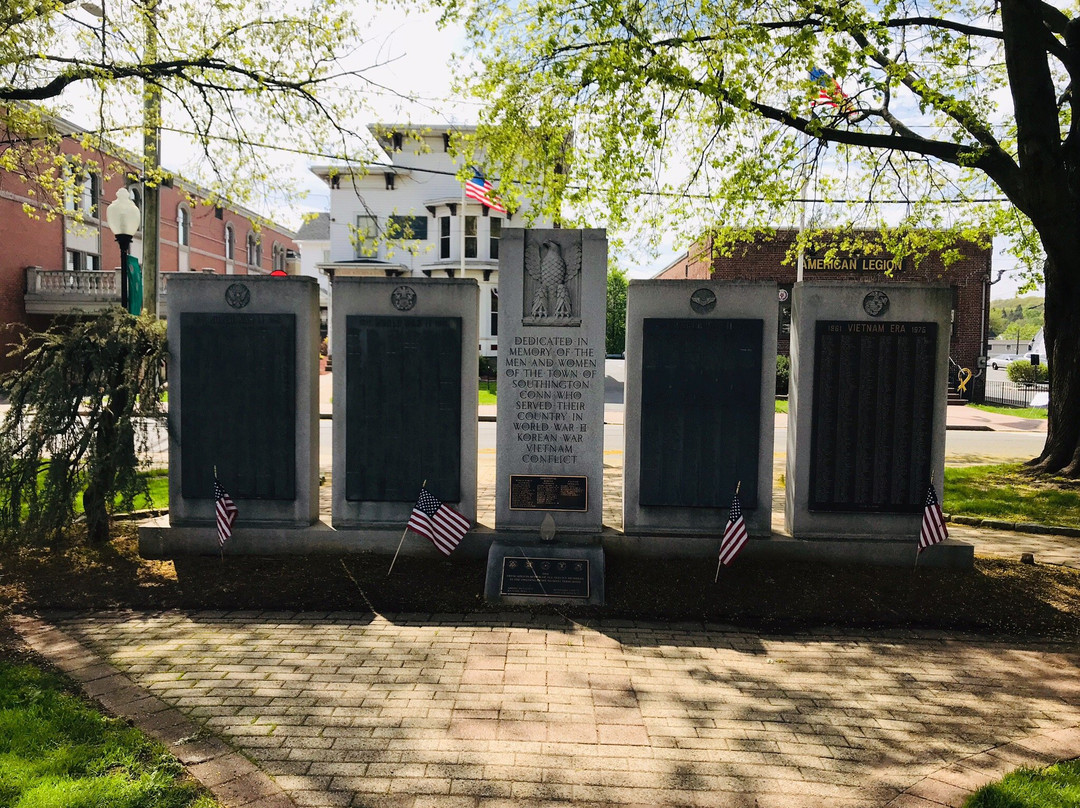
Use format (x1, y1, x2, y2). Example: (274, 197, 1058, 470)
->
(968, 403, 1047, 419)
(964, 759, 1080, 807)
(17, 467, 169, 518)
(0, 660, 217, 808)
(943, 463, 1080, 528)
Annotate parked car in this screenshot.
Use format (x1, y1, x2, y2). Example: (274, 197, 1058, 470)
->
(989, 352, 1044, 370)
(989, 353, 1020, 369)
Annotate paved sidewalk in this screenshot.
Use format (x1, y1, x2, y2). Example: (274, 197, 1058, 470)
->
(12, 612, 1080, 808)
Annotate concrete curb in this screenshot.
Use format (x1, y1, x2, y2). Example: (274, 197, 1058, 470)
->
(7, 615, 296, 808)
(946, 514, 1080, 539)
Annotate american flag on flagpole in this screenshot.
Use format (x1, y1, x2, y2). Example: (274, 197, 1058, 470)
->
(810, 67, 849, 109)
(718, 491, 749, 567)
(214, 477, 238, 547)
(918, 482, 948, 552)
(464, 170, 507, 213)
(408, 487, 471, 556)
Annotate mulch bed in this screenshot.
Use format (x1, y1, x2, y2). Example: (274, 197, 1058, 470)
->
(2, 524, 1079, 639)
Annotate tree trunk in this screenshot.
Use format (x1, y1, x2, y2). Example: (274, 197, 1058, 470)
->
(82, 365, 130, 545)
(1029, 252, 1080, 476)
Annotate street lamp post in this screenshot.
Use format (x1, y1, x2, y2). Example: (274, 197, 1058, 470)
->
(106, 187, 140, 312)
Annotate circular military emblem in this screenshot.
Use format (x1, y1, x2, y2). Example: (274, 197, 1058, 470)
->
(690, 288, 717, 314)
(224, 283, 250, 309)
(863, 290, 890, 317)
(391, 285, 417, 311)
(778, 288, 790, 303)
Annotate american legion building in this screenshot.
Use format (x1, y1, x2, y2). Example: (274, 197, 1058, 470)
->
(657, 230, 993, 401)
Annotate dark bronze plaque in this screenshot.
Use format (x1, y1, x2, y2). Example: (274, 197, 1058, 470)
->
(809, 320, 937, 512)
(639, 318, 763, 509)
(500, 556, 590, 598)
(345, 316, 461, 502)
(509, 475, 588, 511)
(179, 313, 296, 500)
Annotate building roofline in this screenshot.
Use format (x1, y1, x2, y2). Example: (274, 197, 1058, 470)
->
(23, 107, 297, 238)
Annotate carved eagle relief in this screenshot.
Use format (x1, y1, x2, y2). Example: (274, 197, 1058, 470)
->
(524, 239, 582, 318)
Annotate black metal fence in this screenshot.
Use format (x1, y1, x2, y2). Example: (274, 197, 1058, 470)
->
(982, 380, 1049, 408)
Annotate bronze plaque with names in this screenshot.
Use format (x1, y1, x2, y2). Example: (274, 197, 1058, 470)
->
(179, 312, 295, 501)
(809, 320, 937, 513)
(509, 474, 588, 511)
(500, 556, 590, 598)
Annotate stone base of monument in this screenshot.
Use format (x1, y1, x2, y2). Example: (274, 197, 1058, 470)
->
(483, 540, 605, 606)
(141, 518, 969, 571)
(605, 532, 972, 568)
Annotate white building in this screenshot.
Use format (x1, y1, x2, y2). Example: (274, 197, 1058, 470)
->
(311, 124, 552, 357)
(294, 212, 331, 336)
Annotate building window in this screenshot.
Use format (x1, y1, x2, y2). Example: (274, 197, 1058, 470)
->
(68, 171, 100, 217)
(66, 249, 100, 272)
(273, 243, 287, 272)
(177, 205, 190, 246)
(247, 232, 260, 267)
(82, 173, 99, 216)
(490, 218, 502, 260)
(224, 224, 234, 260)
(465, 216, 477, 259)
(490, 288, 498, 336)
(388, 215, 428, 240)
(354, 215, 377, 257)
(440, 216, 451, 259)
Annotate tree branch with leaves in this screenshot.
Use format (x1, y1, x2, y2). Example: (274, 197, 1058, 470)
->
(448, 0, 1080, 476)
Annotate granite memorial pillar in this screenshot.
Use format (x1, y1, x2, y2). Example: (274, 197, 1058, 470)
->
(785, 282, 964, 558)
(487, 229, 607, 604)
(163, 275, 320, 532)
(623, 280, 778, 542)
(331, 277, 479, 530)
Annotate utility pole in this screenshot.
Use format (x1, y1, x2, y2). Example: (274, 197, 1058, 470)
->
(141, 0, 161, 317)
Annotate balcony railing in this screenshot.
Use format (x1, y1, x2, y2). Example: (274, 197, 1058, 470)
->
(24, 267, 172, 315)
(25, 266, 119, 314)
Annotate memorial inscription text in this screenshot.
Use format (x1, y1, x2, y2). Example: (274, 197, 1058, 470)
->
(503, 335, 596, 466)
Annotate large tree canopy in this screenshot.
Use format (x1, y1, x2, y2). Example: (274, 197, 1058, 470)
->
(450, 0, 1080, 476)
(1, 0, 379, 207)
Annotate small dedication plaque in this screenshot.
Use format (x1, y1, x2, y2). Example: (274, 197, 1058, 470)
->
(500, 556, 590, 598)
(509, 475, 588, 511)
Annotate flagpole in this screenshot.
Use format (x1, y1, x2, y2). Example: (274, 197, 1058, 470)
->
(214, 465, 223, 561)
(460, 181, 466, 278)
(796, 130, 809, 284)
(388, 480, 426, 576)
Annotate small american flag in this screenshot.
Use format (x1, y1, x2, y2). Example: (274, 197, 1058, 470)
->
(214, 478, 238, 547)
(810, 68, 849, 109)
(408, 487, 470, 556)
(918, 483, 948, 552)
(718, 492, 749, 567)
(464, 170, 507, 213)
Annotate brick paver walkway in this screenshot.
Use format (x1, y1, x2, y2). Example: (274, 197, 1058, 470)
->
(16, 611, 1080, 808)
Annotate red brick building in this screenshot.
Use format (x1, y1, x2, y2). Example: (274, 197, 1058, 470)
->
(658, 230, 993, 399)
(1, 118, 298, 374)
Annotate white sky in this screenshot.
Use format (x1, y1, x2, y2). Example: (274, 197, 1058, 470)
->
(60, 0, 1044, 299)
